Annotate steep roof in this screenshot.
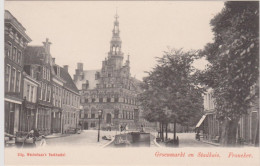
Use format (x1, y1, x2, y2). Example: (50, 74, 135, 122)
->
(74, 69, 100, 90)
(24, 46, 45, 65)
(25, 46, 78, 93)
(131, 77, 143, 93)
(5, 10, 32, 42)
(60, 67, 79, 93)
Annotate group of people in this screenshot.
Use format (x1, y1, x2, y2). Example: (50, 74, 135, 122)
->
(16, 128, 46, 148)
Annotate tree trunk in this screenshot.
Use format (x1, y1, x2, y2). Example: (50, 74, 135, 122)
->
(254, 120, 259, 146)
(220, 117, 240, 146)
(166, 123, 168, 140)
(159, 122, 162, 139)
(173, 120, 176, 140)
(161, 123, 164, 142)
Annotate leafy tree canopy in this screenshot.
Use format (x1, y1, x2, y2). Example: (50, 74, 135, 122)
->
(140, 49, 204, 126)
(198, 1, 259, 120)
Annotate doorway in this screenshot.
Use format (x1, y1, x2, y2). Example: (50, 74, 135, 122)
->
(106, 113, 111, 124)
(84, 122, 88, 130)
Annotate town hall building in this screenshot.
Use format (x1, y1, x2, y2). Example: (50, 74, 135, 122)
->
(74, 13, 145, 131)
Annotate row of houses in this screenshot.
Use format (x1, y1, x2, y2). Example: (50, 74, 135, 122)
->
(4, 10, 80, 136)
(196, 85, 259, 145)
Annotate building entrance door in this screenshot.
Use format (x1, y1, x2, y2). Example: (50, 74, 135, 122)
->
(84, 122, 88, 130)
(5, 102, 15, 135)
(106, 113, 111, 124)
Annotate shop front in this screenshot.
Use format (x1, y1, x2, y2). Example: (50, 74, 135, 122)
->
(20, 100, 37, 133)
(51, 108, 62, 133)
(5, 100, 21, 135)
(37, 105, 52, 135)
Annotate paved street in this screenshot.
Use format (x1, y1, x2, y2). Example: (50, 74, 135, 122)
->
(171, 133, 215, 147)
(45, 130, 116, 148)
(151, 132, 215, 147)
(44, 130, 214, 148)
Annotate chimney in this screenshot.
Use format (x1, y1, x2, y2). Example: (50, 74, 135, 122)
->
(43, 38, 52, 53)
(77, 63, 83, 71)
(52, 58, 55, 64)
(63, 65, 69, 72)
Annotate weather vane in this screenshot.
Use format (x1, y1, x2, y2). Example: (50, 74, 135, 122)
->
(115, 7, 119, 20)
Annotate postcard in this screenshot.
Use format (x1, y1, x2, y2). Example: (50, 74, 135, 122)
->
(2, 0, 260, 166)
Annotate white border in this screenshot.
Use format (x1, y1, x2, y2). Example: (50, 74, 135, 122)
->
(0, 0, 5, 165)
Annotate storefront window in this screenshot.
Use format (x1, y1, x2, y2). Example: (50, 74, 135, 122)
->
(10, 68, 16, 92)
(5, 65, 11, 91)
(16, 71, 21, 92)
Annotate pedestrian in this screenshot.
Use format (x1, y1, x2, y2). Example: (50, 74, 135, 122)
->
(33, 128, 40, 138)
(120, 125, 124, 132)
(140, 125, 144, 132)
(39, 135, 46, 147)
(22, 129, 36, 148)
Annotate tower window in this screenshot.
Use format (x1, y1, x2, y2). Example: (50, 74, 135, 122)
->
(115, 26, 119, 34)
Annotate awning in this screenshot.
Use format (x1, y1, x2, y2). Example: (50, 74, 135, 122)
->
(196, 115, 207, 128)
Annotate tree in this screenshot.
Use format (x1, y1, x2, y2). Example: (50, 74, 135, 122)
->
(140, 49, 204, 141)
(198, 1, 259, 146)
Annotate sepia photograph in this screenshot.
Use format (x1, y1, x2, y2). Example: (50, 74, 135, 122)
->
(2, 0, 260, 166)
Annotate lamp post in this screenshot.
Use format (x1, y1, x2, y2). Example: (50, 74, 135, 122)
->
(97, 110, 102, 142)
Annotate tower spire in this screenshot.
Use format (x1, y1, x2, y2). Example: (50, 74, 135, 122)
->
(126, 54, 130, 66)
(115, 7, 118, 21)
(109, 10, 122, 57)
(107, 11, 124, 69)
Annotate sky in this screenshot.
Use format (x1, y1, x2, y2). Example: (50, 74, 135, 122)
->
(5, 1, 224, 80)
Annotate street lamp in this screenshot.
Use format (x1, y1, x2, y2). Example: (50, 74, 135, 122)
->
(97, 110, 102, 142)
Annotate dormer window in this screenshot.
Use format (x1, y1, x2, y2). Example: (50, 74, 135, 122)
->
(46, 69, 50, 81)
(43, 67, 46, 79)
(9, 28, 14, 36)
(17, 51, 21, 65)
(13, 47, 17, 62)
(31, 69, 34, 78)
(57, 66, 60, 77)
(6, 42, 12, 58)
